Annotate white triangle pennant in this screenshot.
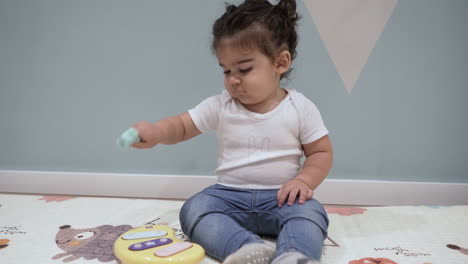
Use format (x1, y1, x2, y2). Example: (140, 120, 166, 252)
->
(304, 0, 398, 93)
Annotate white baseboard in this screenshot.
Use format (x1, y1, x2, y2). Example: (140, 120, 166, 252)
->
(1, 170, 467, 205)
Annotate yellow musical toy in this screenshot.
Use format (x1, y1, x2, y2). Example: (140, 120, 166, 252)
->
(114, 225, 205, 264)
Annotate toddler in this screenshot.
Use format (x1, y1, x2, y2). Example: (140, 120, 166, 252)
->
(131, 0, 333, 263)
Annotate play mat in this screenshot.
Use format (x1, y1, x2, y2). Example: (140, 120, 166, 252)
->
(0, 193, 467, 264)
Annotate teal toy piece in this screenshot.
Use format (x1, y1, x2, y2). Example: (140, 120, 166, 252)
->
(117, 128, 141, 149)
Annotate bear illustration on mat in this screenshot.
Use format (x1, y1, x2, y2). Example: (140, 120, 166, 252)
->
(53, 224, 132, 262)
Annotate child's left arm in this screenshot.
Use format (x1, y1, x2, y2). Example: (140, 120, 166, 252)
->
(277, 135, 333, 207)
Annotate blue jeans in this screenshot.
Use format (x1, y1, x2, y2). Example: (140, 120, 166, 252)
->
(179, 184, 329, 261)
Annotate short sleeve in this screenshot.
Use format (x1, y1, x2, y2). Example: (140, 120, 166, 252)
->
(298, 95, 329, 144)
(188, 93, 225, 133)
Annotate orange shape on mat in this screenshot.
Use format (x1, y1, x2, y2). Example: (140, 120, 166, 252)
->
(326, 207, 367, 216)
(349, 257, 398, 264)
(0, 239, 10, 250)
(38, 195, 76, 202)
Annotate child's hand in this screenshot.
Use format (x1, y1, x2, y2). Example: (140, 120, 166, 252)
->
(131, 121, 161, 149)
(277, 179, 314, 207)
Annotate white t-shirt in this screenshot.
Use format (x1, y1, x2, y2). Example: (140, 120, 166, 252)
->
(188, 88, 328, 189)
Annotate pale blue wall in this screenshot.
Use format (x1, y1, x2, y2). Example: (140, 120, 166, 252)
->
(1, 0, 467, 183)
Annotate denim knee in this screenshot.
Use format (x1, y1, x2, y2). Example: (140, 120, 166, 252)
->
(179, 192, 225, 238)
(279, 199, 329, 236)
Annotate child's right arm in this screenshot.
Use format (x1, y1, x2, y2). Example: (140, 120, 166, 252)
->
(131, 112, 201, 149)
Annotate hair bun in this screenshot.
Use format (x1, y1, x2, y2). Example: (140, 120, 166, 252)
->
(276, 0, 298, 21)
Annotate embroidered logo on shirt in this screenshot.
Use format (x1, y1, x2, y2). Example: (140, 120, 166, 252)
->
(248, 136, 271, 160)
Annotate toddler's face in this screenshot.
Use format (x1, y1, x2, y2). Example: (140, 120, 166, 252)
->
(216, 39, 282, 112)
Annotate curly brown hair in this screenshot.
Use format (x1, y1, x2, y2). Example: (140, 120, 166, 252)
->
(212, 0, 300, 79)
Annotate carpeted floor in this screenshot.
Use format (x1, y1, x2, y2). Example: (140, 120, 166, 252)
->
(0, 193, 467, 264)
